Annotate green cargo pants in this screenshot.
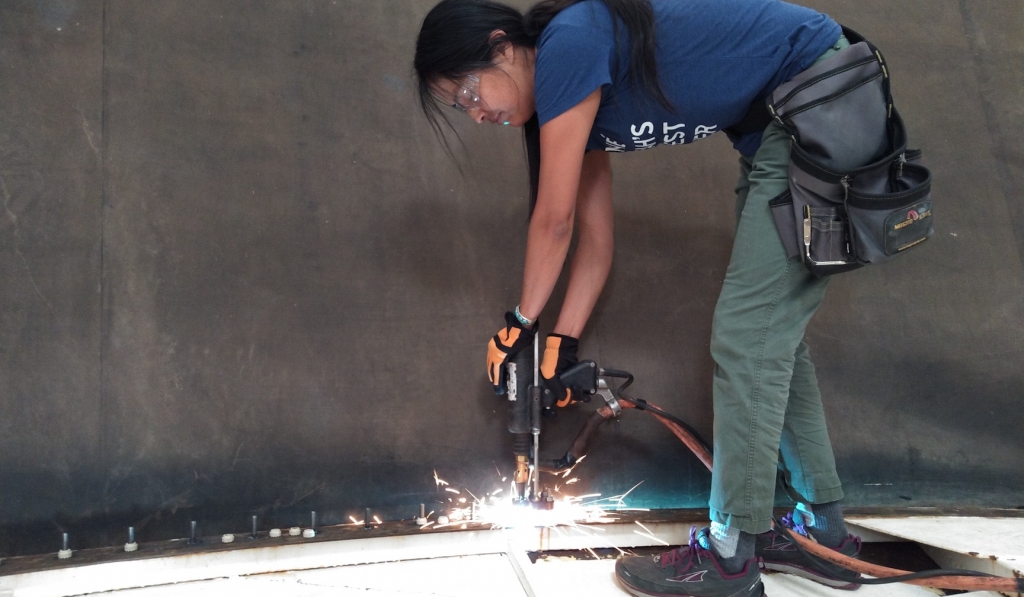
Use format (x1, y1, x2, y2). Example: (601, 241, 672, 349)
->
(707, 38, 849, 535)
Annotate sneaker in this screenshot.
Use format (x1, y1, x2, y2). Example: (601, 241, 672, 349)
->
(756, 513, 863, 590)
(616, 527, 765, 597)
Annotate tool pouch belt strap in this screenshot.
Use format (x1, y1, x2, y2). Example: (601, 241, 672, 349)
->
(766, 27, 934, 277)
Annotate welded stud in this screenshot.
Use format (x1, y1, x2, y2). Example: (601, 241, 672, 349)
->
(124, 526, 138, 552)
(249, 515, 258, 540)
(58, 533, 72, 559)
(415, 503, 427, 526)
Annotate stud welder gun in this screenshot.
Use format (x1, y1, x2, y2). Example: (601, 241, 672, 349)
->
(500, 334, 713, 508)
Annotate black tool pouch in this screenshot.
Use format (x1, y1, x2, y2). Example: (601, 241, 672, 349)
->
(767, 28, 933, 277)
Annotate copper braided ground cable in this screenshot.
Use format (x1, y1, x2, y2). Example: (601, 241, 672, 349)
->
(626, 398, 1023, 594)
(777, 522, 1023, 594)
(623, 400, 714, 472)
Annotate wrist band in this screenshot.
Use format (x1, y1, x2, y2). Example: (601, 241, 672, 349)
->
(514, 305, 533, 326)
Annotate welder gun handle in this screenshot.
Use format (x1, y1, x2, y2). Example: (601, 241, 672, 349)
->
(557, 361, 599, 395)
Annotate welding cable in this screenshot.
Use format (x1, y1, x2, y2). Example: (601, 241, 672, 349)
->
(538, 406, 617, 473)
(618, 396, 712, 456)
(592, 369, 1021, 592)
(600, 368, 713, 458)
(772, 517, 1024, 593)
(537, 400, 715, 473)
(630, 403, 715, 472)
(537, 397, 714, 473)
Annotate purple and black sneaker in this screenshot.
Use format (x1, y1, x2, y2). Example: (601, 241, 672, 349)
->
(616, 527, 765, 597)
(756, 513, 863, 590)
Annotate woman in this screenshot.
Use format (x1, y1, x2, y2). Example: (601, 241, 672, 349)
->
(415, 1, 862, 595)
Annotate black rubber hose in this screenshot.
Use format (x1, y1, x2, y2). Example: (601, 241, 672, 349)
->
(620, 397, 713, 456)
(600, 371, 1007, 588)
(772, 517, 1004, 586)
(598, 367, 714, 458)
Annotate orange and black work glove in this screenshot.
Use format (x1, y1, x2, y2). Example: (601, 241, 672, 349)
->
(486, 311, 537, 395)
(541, 333, 582, 408)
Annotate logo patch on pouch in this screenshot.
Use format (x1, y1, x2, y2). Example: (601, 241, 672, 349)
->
(893, 207, 931, 230)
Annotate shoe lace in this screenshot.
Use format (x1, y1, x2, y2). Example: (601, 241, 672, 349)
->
(779, 513, 864, 554)
(780, 511, 809, 538)
(659, 526, 711, 571)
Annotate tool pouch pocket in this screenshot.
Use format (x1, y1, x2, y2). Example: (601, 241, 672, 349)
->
(769, 189, 860, 276)
(846, 157, 933, 259)
(767, 28, 933, 277)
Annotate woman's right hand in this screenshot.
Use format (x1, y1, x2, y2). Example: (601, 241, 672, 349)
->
(486, 311, 537, 395)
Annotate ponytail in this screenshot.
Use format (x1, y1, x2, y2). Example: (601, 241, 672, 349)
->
(415, 0, 670, 216)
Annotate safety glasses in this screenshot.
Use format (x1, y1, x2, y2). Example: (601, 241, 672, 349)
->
(449, 74, 481, 112)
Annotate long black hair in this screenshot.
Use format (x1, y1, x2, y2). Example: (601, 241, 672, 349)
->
(414, 0, 671, 214)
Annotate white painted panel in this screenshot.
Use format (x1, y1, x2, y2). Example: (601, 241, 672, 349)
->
(849, 517, 1024, 559)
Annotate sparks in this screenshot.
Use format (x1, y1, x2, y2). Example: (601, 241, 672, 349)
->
(630, 520, 671, 544)
(634, 529, 669, 546)
(616, 481, 645, 503)
(422, 467, 644, 553)
(635, 521, 660, 537)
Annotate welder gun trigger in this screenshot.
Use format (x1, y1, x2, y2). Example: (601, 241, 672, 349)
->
(554, 360, 622, 416)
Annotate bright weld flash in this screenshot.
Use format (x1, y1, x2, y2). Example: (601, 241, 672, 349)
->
(424, 470, 643, 538)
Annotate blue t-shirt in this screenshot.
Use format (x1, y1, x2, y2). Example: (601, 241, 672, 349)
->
(534, 0, 841, 156)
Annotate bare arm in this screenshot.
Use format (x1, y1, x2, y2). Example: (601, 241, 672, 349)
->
(517, 88, 603, 323)
(552, 150, 613, 338)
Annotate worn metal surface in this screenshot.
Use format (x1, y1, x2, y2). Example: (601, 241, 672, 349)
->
(850, 516, 1024, 579)
(2, 513, 1006, 597)
(0, 0, 1021, 556)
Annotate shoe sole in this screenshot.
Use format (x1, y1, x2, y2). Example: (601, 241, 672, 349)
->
(761, 561, 860, 591)
(615, 574, 766, 597)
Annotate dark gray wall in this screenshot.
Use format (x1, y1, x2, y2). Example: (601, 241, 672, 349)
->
(1, 0, 1021, 556)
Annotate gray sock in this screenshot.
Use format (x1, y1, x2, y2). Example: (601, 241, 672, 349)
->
(708, 522, 755, 573)
(805, 501, 849, 548)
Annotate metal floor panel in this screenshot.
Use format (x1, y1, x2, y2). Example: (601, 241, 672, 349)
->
(1, 516, 1017, 597)
(101, 554, 529, 597)
(74, 556, 957, 597)
(849, 516, 1023, 581)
